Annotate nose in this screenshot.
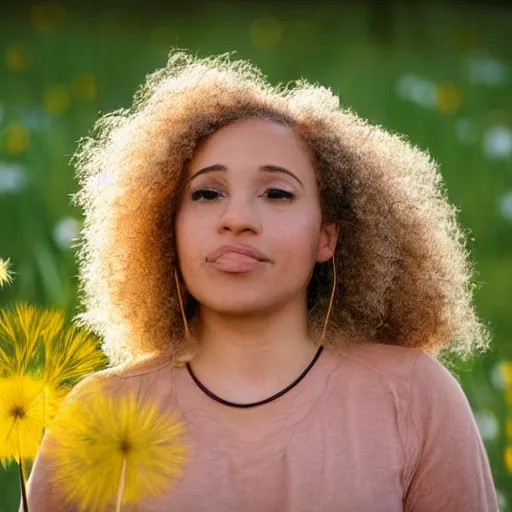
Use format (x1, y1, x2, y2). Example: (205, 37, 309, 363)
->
(217, 196, 262, 236)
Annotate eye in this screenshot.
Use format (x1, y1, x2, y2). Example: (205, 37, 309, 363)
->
(265, 188, 295, 201)
(191, 188, 222, 201)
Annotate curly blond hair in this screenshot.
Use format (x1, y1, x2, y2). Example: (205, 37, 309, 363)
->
(70, 51, 490, 367)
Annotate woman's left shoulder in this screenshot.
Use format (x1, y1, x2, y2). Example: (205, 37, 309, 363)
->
(332, 341, 427, 386)
(332, 341, 466, 404)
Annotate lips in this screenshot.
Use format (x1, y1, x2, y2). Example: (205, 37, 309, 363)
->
(206, 244, 272, 273)
(206, 244, 271, 263)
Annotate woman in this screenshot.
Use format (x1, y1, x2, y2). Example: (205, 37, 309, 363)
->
(26, 52, 497, 511)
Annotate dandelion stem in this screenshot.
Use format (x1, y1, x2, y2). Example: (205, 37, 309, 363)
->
(19, 456, 29, 512)
(115, 457, 127, 512)
(22, 459, 29, 484)
(42, 388, 47, 427)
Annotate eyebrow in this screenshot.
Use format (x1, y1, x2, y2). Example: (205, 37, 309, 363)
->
(188, 164, 304, 188)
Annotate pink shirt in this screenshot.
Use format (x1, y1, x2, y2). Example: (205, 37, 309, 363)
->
(26, 342, 498, 511)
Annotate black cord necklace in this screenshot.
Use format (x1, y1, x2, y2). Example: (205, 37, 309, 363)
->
(185, 345, 324, 408)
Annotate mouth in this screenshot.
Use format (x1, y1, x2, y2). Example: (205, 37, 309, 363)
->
(206, 244, 271, 274)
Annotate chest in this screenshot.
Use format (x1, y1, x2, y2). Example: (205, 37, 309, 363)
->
(137, 404, 407, 512)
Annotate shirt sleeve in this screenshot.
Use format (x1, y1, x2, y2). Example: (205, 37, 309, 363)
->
(403, 350, 498, 512)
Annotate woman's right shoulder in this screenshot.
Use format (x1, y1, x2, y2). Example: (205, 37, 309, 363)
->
(65, 352, 175, 402)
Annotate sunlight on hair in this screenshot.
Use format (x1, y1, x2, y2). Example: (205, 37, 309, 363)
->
(70, 50, 490, 367)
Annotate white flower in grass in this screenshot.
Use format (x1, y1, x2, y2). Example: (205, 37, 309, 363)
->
(0, 162, 27, 194)
(19, 106, 51, 131)
(496, 489, 506, 511)
(490, 361, 512, 390)
(53, 217, 81, 250)
(395, 73, 437, 109)
(466, 52, 509, 86)
(499, 191, 512, 222)
(483, 125, 512, 159)
(473, 410, 499, 441)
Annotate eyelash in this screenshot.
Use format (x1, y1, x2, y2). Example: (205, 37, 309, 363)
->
(190, 187, 295, 202)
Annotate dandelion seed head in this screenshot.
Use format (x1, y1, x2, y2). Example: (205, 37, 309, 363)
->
(42, 324, 106, 387)
(0, 303, 63, 376)
(48, 385, 188, 511)
(0, 258, 14, 287)
(10, 405, 25, 419)
(0, 376, 47, 463)
(0, 302, 105, 384)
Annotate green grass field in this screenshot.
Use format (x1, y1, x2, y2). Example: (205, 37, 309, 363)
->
(1, 1, 511, 510)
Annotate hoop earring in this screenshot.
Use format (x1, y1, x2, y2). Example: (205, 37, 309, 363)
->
(174, 269, 190, 338)
(320, 255, 336, 343)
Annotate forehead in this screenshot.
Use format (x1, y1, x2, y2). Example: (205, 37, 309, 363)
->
(189, 118, 314, 171)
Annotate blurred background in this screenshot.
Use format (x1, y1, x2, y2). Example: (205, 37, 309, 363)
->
(0, 0, 511, 510)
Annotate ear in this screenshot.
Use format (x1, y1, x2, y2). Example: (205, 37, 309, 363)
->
(316, 221, 338, 263)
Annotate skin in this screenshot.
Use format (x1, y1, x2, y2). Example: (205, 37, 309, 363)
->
(174, 118, 338, 404)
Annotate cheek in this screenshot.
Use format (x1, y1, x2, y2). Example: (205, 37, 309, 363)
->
(174, 208, 204, 268)
(271, 211, 321, 262)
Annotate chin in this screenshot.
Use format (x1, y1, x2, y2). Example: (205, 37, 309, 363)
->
(200, 296, 279, 317)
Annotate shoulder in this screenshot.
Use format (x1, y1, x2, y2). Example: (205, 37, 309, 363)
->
(336, 343, 478, 445)
(333, 341, 424, 385)
(330, 341, 464, 407)
(332, 341, 479, 448)
(105, 352, 174, 380)
(62, 352, 174, 402)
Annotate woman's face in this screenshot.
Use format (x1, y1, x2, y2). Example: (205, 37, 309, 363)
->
(174, 118, 338, 316)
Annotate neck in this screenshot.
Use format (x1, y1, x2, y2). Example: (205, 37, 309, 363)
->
(189, 298, 319, 404)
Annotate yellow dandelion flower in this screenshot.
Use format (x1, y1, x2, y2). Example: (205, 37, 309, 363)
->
(48, 389, 188, 511)
(43, 324, 106, 387)
(4, 122, 30, 155)
(506, 393, 512, 410)
(499, 361, 512, 388)
(71, 73, 98, 100)
(0, 304, 102, 387)
(0, 303, 61, 376)
(43, 84, 71, 114)
(0, 258, 14, 287)
(0, 376, 47, 463)
(39, 307, 65, 340)
(436, 82, 463, 113)
(5, 43, 32, 72)
(505, 445, 512, 473)
(0, 303, 44, 376)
